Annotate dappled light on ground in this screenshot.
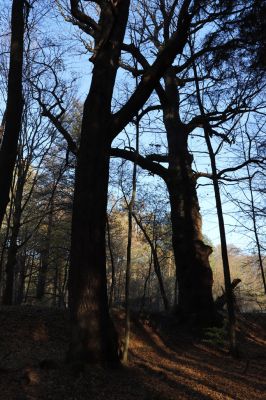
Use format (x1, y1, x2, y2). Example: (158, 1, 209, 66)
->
(0, 306, 265, 400)
(126, 314, 266, 400)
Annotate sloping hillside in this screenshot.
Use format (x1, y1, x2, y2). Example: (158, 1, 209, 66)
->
(0, 306, 265, 400)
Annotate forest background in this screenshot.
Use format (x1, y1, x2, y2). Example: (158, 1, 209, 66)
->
(0, 0, 265, 366)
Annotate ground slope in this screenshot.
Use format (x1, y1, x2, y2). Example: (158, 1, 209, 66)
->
(0, 306, 265, 400)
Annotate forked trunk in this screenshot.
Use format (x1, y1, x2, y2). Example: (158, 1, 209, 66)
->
(162, 69, 215, 323)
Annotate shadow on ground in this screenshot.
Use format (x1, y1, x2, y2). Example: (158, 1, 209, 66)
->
(0, 306, 265, 400)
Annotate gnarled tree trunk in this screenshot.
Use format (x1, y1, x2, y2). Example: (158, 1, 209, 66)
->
(167, 172, 215, 322)
(162, 69, 215, 322)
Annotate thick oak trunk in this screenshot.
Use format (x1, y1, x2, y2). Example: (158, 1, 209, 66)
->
(67, 1, 130, 365)
(167, 173, 215, 322)
(163, 69, 215, 322)
(68, 124, 119, 365)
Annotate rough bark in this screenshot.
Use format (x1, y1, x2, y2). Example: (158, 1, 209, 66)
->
(68, 112, 119, 365)
(111, 136, 215, 321)
(167, 175, 215, 321)
(162, 69, 215, 322)
(0, 0, 25, 229)
(67, 1, 130, 365)
(66, 0, 194, 365)
(112, 65, 216, 322)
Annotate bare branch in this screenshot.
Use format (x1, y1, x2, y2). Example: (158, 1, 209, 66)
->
(110, 147, 168, 178)
(41, 104, 78, 156)
(70, 0, 100, 36)
(217, 158, 265, 179)
(111, 0, 195, 137)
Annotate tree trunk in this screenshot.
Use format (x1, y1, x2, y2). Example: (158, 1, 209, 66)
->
(68, 127, 119, 364)
(53, 261, 58, 307)
(36, 200, 54, 300)
(246, 164, 266, 294)
(205, 139, 238, 355)
(15, 252, 27, 305)
(67, 1, 130, 365)
(2, 224, 20, 305)
(0, 0, 25, 229)
(122, 110, 139, 362)
(107, 215, 116, 308)
(24, 252, 35, 303)
(132, 212, 169, 311)
(139, 249, 153, 314)
(2, 156, 26, 305)
(122, 197, 134, 363)
(162, 69, 215, 322)
(215, 278, 241, 310)
(167, 174, 215, 321)
(0, 184, 14, 296)
(66, 0, 198, 363)
(192, 60, 237, 355)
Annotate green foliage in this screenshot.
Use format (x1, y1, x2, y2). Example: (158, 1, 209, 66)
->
(203, 321, 227, 347)
(239, 0, 266, 71)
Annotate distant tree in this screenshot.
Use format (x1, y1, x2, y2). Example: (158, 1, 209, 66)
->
(132, 211, 169, 311)
(25, 0, 266, 365)
(122, 100, 139, 363)
(192, 60, 238, 356)
(243, 133, 266, 294)
(1, 90, 55, 304)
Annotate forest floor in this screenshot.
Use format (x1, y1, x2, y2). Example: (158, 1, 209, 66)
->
(0, 306, 265, 400)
